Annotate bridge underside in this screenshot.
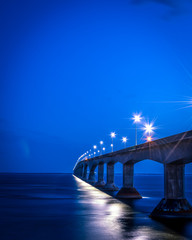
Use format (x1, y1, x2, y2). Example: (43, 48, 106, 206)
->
(73, 130, 192, 219)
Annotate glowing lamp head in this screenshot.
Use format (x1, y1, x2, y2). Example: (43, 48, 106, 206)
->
(111, 144, 113, 147)
(122, 137, 128, 143)
(94, 152, 96, 155)
(93, 145, 97, 149)
(98, 150, 100, 153)
(147, 136, 152, 142)
(133, 114, 142, 123)
(103, 147, 105, 151)
(100, 141, 103, 145)
(110, 132, 116, 138)
(144, 123, 155, 134)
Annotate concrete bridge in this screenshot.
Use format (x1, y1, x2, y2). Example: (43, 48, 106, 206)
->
(73, 130, 192, 219)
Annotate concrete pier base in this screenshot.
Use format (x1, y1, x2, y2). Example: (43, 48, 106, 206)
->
(88, 167, 96, 184)
(116, 163, 141, 199)
(151, 164, 192, 219)
(104, 183, 119, 191)
(104, 162, 119, 191)
(150, 198, 192, 219)
(95, 181, 105, 187)
(116, 187, 142, 199)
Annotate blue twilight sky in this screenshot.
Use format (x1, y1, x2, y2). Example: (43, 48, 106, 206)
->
(0, 0, 192, 173)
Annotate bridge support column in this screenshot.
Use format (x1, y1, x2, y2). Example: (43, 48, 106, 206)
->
(82, 165, 88, 180)
(95, 163, 105, 187)
(116, 163, 141, 199)
(150, 164, 192, 219)
(104, 162, 119, 191)
(88, 166, 96, 184)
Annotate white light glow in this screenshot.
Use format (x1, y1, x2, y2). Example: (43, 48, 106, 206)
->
(144, 122, 155, 134)
(100, 141, 103, 145)
(133, 114, 142, 123)
(110, 132, 116, 138)
(147, 136, 152, 142)
(122, 137, 128, 143)
(93, 145, 97, 149)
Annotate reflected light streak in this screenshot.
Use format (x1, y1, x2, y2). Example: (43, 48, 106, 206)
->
(133, 226, 183, 240)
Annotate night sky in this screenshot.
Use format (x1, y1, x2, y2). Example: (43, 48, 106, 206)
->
(1, 0, 192, 173)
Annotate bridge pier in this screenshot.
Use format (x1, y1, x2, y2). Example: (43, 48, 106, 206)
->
(88, 166, 96, 184)
(95, 163, 105, 187)
(82, 164, 88, 180)
(116, 163, 141, 199)
(74, 165, 83, 178)
(150, 164, 192, 219)
(104, 162, 119, 191)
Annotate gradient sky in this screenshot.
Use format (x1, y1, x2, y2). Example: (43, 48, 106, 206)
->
(0, 0, 192, 173)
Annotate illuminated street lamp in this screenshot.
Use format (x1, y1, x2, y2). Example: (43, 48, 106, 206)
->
(143, 122, 155, 135)
(122, 137, 128, 148)
(110, 144, 113, 152)
(102, 147, 105, 153)
(93, 145, 97, 151)
(94, 152, 96, 157)
(100, 141, 103, 155)
(147, 136, 152, 142)
(132, 114, 142, 146)
(110, 132, 116, 152)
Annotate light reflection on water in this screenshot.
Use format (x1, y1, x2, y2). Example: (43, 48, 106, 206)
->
(0, 173, 191, 240)
(74, 176, 187, 240)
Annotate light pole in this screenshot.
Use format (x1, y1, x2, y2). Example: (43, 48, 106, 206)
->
(132, 114, 142, 146)
(100, 141, 103, 155)
(110, 132, 116, 152)
(102, 147, 105, 154)
(93, 145, 97, 158)
(143, 121, 155, 143)
(122, 137, 128, 148)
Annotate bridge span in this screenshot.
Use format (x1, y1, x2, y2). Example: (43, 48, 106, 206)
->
(73, 130, 192, 219)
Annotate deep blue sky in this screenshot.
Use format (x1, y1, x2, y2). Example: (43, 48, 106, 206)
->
(0, 0, 192, 173)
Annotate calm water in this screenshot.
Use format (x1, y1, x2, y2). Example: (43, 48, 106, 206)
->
(0, 173, 192, 240)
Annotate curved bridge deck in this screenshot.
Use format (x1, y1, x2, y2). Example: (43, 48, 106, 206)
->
(73, 130, 192, 219)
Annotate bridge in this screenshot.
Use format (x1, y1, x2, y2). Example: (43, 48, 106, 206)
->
(73, 130, 192, 219)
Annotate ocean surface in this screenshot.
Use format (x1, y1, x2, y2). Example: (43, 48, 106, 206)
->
(1, 173, 192, 240)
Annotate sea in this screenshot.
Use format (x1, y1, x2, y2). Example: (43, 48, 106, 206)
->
(0, 173, 192, 240)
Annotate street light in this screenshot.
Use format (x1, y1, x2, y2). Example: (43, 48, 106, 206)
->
(110, 144, 113, 151)
(132, 114, 142, 146)
(100, 141, 103, 155)
(143, 122, 155, 135)
(102, 147, 105, 153)
(94, 151, 96, 157)
(110, 132, 116, 152)
(122, 137, 128, 148)
(147, 136, 152, 142)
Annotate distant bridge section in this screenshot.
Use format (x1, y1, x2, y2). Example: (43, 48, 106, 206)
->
(73, 130, 192, 219)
